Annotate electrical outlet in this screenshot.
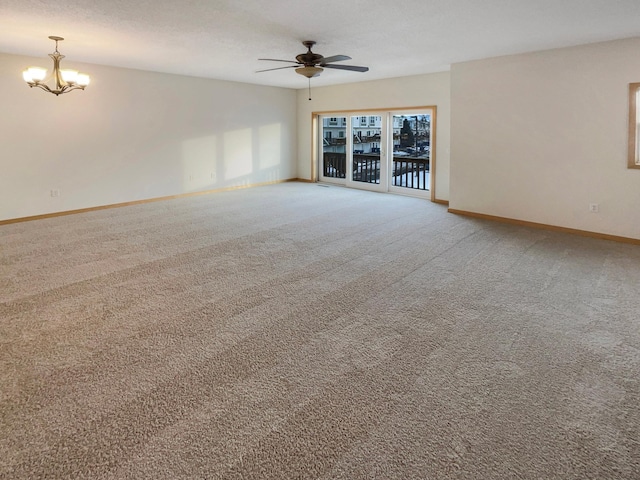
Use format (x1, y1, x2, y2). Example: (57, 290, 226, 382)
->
(50, 189, 60, 197)
(589, 203, 599, 213)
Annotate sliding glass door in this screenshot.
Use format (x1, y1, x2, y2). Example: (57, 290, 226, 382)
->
(318, 108, 434, 198)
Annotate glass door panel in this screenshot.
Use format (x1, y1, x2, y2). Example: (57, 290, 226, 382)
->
(390, 113, 431, 194)
(319, 116, 347, 183)
(348, 114, 386, 192)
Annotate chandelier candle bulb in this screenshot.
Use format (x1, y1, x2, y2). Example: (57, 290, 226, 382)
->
(60, 69, 79, 84)
(23, 67, 47, 83)
(76, 74, 90, 86)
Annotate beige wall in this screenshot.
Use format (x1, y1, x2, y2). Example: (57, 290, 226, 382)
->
(6, 36, 640, 239)
(450, 37, 640, 239)
(296, 72, 451, 202)
(0, 52, 297, 221)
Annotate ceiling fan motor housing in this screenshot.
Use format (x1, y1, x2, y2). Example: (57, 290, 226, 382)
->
(296, 50, 324, 66)
(296, 52, 324, 65)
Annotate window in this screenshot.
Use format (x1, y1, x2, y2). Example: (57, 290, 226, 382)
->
(629, 83, 640, 169)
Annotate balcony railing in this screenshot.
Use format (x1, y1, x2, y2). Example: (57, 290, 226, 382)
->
(322, 152, 430, 191)
(392, 158, 429, 190)
(323, 152, 347, 178)
(353, 155, 380, 184)
(323, 138, 347, 146)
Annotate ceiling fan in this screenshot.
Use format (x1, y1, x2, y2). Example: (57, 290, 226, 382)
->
(257, 40, 369, 99)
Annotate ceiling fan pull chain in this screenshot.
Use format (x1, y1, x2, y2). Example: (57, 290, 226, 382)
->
(308, 78, 312, 101)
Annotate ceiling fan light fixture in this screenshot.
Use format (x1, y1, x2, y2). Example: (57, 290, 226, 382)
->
(295, 66, 323, 78)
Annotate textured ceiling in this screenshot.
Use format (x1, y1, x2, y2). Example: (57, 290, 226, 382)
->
(2, 0, 640, 90)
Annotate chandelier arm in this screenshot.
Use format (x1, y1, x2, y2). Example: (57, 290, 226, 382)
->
(31, 83, 56, 94)
(30, 83, 84, 96)
(61, 85, 86, 94)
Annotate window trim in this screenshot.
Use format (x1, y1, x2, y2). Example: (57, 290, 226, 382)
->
(628, 83, 640, 169)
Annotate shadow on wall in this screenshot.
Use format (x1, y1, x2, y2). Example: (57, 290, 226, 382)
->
(181, 123, 284, 192)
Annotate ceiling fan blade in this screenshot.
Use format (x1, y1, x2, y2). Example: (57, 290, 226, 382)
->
(323, 64, 369, 72)
(319, 55, 351, 64)
(256, 65, 298, 73)
(258, 58, 300, 64)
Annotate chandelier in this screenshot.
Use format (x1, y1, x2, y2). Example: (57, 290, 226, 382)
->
(22, 36, 90, 96)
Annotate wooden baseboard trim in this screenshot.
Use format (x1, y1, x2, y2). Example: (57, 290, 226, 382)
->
(433, 199, 450, 206)
(0, 179, 297, 226)
(448, 208, 640, 245)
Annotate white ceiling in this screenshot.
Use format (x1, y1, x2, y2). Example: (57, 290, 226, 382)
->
(2, 0, 640, 90)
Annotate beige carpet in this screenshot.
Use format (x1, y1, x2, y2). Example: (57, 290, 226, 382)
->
(1, 182, 639, 479)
